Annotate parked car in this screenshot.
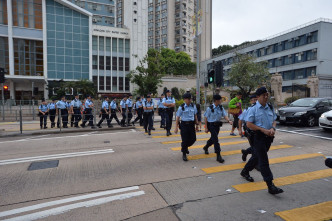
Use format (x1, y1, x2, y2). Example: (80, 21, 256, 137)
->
(319, 110, 332, 131)
(276, 97, 332, 126)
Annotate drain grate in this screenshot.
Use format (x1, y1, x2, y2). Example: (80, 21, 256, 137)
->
(28, 160, 59, 171)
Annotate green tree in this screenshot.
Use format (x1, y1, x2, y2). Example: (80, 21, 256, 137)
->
(228, 53, 270, 99)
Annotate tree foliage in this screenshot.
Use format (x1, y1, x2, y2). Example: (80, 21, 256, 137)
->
(212, 41, 259, 57)
(228, 53, 270, 99)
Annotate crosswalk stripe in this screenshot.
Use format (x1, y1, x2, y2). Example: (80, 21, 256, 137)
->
(202, 153, 324, 174)
(152, 131, 231, 139)
(275, 201, 332, 221)
(187, 145, 293, 160)
(171, 140, 247, 151)
(232, 168, 332, 193)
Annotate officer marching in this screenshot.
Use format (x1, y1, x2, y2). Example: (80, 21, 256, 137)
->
(132, 96, 143, 126)
(120, 95, 128, 127)
(162, 90, 175, 136)
(109, 97, 121, 126)
(70, 94, 83, 128)
(38, 98, 49, 129)
(56, 96, 69, 128)
(157, 94, 166, 128)
(240, 87, 284, 195)
(126, 94, 133, 126)
(143, 95, 154, 135)
(97, 96, 111, 128)
(203, 94, 232, 163)
(81, 95, 96, 128)
(48, 99, 57, 128)
(174, 93, 199, 161)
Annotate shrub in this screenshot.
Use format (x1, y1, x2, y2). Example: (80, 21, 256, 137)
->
(284, 96, 299, 105)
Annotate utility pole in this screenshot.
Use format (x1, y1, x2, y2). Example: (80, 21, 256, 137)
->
(195, 0, 200, 104)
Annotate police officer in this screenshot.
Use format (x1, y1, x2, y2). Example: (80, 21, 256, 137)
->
(174, 93, 199, 161)
(81, 95, 96, 128)
(241, 87, 284, 195)
(38, 98, 49, 129)
(239, 94, 258, 162)
(162, 90, 175, 136)
(203, 94, 232, 163)
(70, 94, 83, 128)
(143, 95, 154, 135)
(157, 94, 166, 128)
(126, 94, 133, 125)
(109, 97, 121, 126)
(133, 97, 143, 126)
(56, 96, 69, 128)
(48, 99, 57, 128)
(120, 95, 128, 127)
(97, 96, 111, 128)
(147, 93, 156, 130)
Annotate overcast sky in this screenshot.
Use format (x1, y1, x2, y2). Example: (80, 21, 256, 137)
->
(212, 0, 332, 48)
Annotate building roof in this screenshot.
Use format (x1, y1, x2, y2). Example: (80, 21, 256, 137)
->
(54, 0, 93, 17)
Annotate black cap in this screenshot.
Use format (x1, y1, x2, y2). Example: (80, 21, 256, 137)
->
(52, 98, 56, 101)
(104, 96, 108, 99)
(326, 158, 332, 168)
(255, 87, 268, 96)
(249, 94, 257, 100)
(124, 94, 128, 98)
(86, 95, 91, 98)
(213, 94, 222, 101)
(136, 96, 141, 101)
(161, 93, 164, 96)
(41, 98, 45, 102)
(166, 90, 170, 93)
(182, 93, 192, 99)
(75, 94, 79, 96)
(146, 95, 151, 98)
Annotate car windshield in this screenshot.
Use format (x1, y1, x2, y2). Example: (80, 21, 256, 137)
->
(289, 98, 320, 107)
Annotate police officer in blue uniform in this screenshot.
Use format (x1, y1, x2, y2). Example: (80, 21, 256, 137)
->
(81, 95, 96, 128)
(241, 87, 283, 195)
(48, 99, 57, 128)
(157, 94, 166, 128)
(109, 97, 121, 126)
(133, 97, 143, 126)
(38, 98, 49, 129)
(97, 96, 111, 128)
(162, 90, 176, 136)
(70, 94, 82, 128)
(143, 95, 154, 135)
(203, 94, 232, 163)
(56, 96, 69, 128)
(120, 95, 128, 127)
(174, 93, 199, 161)
(126, 94, 133, 125)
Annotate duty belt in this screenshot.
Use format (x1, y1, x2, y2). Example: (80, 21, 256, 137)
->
(208, 121, 222, 126)
(181, 121, 195, 125)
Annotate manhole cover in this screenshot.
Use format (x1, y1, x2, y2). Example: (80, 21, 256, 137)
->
(28, 160, 59, 171)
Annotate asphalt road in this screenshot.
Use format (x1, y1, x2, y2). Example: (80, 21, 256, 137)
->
(0, 123, 331, 221)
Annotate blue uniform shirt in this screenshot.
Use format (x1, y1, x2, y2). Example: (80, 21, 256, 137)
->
(143, 100, 154, 112)
(110, 100, 117, 109)
(162, 97, 175, 109)
(71, 99, 82, 108)
(245, 101, 276, 130)
(48, 103, 56, 110)
(126, 98, 133, 108)
(120, 99, 127, 109)
(176, 103, 197, 121)
(136, 101, 143, 109)
(204, 104, 227, 123)
(142, 98, 146, 103)
(85, 99, 93, 109)
(102, 101, 109, 110)
(39, 104, 48, 112)
(239, 109, 247, 122)
(56, 100, 67, 109)
(158, 99, 165, 108)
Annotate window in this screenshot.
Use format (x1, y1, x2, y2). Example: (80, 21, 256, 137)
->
(282, 71, 293, 81)
(306, 67, 316, 77)
(106, 38, 111, 52)
(112, 76, 117, 91)
(92, 55, 98, 69)
(99, 56, 104, 69)
(285, 40, 293, 50)
(294, 69, 305, 79)
(99, 36, 104, 51)
(12, 0, 42, 29)
(266, 46, 273, 55)
(106, 76, 111, 91)
(0, 0, 8, 25)
(0, 37, 9, 74)
(99, 76, 105, 90)
(307, 31, 318, 44)
(112, 38, 117, 52)
(125, 58, 129, 71)
(112, 57, 117, 70)
(119, 77, 124, 91)
(125, 77, 130, 91)
(92, 36, 98, 50)
(106, 56, 111, 70)
(306, 49, 317, 61)
(125, 39, 130, 53)
(119, 57, 123, 71)
(118, 39, 123, 53)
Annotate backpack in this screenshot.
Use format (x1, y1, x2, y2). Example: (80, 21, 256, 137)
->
(180, 103, 194, 111)
(209, 104, 224, 113)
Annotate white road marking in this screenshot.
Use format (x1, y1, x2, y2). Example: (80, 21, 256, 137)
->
(291, 128, 322, 132)
(0, 149, 114, 165)
(0, 186, 140, 218)
(278, 129, 332, 141)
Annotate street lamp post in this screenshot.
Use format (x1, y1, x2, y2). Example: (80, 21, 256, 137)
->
(195, 0, 200, 104)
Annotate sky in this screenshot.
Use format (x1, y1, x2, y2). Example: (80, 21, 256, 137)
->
(212, 0, 332, 48)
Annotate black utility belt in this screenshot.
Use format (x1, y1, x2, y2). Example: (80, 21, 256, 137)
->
(181, 121, 195, 125)
(208, 121, 223, 126)
(73, 107, 80, 109)
(85, 108, 92, 110)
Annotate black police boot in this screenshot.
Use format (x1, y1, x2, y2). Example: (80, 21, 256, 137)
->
(241, 149, 249, 162)
(97, 124, 102, 128)
(267, 183, 284, 195)
(108, 124, 113, 128)
(240, 169, 254, 182)
(203, 145, 209, 155)
(91, 125, 96, 129)
(80, 124, 86, 128)
(166, 130, 170, 136)
(40, 125, 42, 129)
(182, 153, 188, 161)
(71, 122, 73, 127)
(216, 153, 225, 163)
(151, 127, 155, 130)
(44, 126, 47, 129)
(148, 130, 151, 135)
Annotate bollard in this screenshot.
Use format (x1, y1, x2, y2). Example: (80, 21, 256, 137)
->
(19, 105, 22, 134)
(59, 109, 62, 132)
(93, 107, 97, 126)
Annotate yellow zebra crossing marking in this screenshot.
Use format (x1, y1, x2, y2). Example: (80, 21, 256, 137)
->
(187, 145, 293, 160)
(275, 201, 332, 221)
(171, 140, 247, 151)
(153, 131, 231, 139)
(232, 168, 332, 193)
(202, 153, 324, 174)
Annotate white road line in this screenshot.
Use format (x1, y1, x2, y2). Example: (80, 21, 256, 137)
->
(0, 149, 114, 165)
(0, 186, 140, 218)
(291, 128, 322, 132)
(3, 191, 145, 221)
(278, 129, 332, 141)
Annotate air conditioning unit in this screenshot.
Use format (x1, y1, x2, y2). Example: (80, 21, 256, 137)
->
(312, 48, 317, 52)
(92, 18, 97, 23)
(307, 32, 312, 36)
(294, 37, 299, 40)
(278, 42, 282, 45)
(299, 52, 304, 55)
(92, 5, 97, 10)
(288, 55, 292, 58)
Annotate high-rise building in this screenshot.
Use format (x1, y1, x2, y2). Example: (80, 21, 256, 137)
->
(147, 0, 212, 62)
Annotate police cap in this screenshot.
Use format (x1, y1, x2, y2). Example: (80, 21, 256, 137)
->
(182, 93, 192, 99)
(41, 98, 45, 102)
(136, 96, 141, 101)
(255, 87, 268, 96)
(146, 95, 151, 98)
(166, 90, 170, 93)
(213, 94, 222, 101)
(249, 94, 257, 100)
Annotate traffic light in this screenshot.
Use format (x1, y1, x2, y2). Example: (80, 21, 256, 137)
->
(0, 68, 6, 84)
(215, 61, 224, 87)
(208, 69, 215, 84)
(3, 85, 8, 91)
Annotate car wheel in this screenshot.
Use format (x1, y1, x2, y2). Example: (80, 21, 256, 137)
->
(307, 115, 315, 127)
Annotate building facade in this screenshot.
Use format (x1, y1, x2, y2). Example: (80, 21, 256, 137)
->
(201, 19, 332, 99)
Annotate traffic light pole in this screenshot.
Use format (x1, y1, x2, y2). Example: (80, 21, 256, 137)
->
(1, 83, 4, 120)
(195, 0, 200, 105)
